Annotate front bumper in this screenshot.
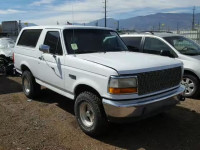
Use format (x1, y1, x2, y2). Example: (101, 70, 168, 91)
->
(103, 86, 185, 121)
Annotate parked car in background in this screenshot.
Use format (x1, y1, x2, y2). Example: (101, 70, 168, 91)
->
(14, 26, 184, 136)
(0, 38, 15, 75)
(121, 32, 200, 98)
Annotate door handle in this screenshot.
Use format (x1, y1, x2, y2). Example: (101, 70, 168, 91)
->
(38, 56, 43, 60)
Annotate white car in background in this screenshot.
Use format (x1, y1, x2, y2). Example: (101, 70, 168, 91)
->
(0, 38, 15, 57)
(0, 38, 15, 75)
(121, 32, 200, 98)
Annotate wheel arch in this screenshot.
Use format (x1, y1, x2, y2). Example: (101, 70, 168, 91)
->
(21, 64, 31, 73)
(74, 84, 101, 99)
(184, 69, 200, 81)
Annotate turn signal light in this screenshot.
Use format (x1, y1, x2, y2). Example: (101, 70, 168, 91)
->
(109, 87, 138, 94)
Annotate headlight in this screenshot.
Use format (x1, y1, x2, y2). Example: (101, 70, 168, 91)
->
(108, 76, 138, 94)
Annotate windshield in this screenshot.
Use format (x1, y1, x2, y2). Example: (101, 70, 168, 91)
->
(164, 36, 200, 56)
(63, 29, 128, 54)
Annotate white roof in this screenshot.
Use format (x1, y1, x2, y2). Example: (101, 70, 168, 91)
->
(23, 25, 114, 31)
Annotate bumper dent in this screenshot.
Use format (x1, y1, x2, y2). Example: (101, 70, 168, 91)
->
(103, 86, 185, 119)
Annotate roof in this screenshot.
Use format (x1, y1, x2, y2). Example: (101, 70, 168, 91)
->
(22, 25, 114, 31)
(153, 32, 181, 38)
(120, 32, 183, 38)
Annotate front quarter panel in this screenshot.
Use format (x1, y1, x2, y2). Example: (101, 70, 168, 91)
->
(177, 55, 200, 79)
(63, 55, 118, 98)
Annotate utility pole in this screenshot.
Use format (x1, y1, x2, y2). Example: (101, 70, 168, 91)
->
(177, 22, 179, 33)
(192, 6, 195, 30)
(117, 20, 119, 31)
(18, 20, 22, 34)
(104, 0, 107, 27)
(158, 22, 161, 31)
(95, 21, 99, 26)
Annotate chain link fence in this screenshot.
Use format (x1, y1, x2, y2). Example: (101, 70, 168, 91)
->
(173, 29, 200, 44)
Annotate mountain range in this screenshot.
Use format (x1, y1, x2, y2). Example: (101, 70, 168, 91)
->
(86, 13, 200, 31)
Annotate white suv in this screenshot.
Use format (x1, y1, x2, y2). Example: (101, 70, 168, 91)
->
(14, 26, 185, 136)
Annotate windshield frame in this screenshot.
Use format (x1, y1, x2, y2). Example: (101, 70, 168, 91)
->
(164, 36, 200, 56)
(63, 28, 128, 55)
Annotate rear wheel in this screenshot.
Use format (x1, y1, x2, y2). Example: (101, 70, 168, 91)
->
(182, 74, 200, 98)
(74, 91, 108, 136)
(22, 71, 41, 99)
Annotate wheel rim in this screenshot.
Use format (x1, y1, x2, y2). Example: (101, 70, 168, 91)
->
(79, 102, 94, 128)
(181, 77, 195, 95)
(23, 77, 30, 94)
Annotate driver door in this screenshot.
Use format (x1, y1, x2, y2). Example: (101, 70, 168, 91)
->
(37, 29, 65, 89)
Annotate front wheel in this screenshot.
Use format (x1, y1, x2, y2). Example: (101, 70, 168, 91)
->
(74, 91, 108, 136)
(182, 74, 200, 98)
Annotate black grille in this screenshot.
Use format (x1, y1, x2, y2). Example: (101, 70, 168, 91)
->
(137, 67, 182, 95)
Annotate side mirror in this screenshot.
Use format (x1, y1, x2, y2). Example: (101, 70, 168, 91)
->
(160, 50, 174, 58)
(39, 44, 50, 53)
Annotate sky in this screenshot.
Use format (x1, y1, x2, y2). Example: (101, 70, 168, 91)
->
(0, 0, 200, 25)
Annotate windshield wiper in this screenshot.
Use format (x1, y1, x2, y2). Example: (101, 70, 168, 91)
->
(76, 50, 104, 54)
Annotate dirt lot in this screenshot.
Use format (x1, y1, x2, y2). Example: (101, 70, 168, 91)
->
(0, 76, 200, 150)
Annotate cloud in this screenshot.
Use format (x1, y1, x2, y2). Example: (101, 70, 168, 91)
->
(31, 0, 54, 6)
(7, 0, 200, 25)
(27, 12, 103, 25)
(0, 9, 25, 15)
(52, 0, 200, 15)
(45, 0, 200, 21)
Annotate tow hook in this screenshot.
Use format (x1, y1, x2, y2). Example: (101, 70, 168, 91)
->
(177, 94, 185, 101)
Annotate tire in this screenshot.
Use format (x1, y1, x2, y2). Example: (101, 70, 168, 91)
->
(182, 74, 200, 98)
(74, 91, 108, 136)
(22, 71, 41, 99)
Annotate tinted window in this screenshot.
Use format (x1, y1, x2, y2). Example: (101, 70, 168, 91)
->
(122, 37, 142, 52)
(18, 29, 42, 47)
(44, 31, 63, 55)
(164, 36, 200, 56)
(144, 37, 172, 55)
(63, 29, 127, 54)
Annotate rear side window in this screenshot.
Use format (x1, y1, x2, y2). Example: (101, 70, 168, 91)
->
(44, 31, 63, 55)
(17, 29, 42, 47)
(143, 37, 172, 55)
(122, 37, 142, 52)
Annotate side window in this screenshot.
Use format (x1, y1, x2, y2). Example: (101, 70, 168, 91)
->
(122, 37, 142, 52)
(44, 31, 63, 55)
(143, 37, 172, 55)
(17, 29, 42, 47)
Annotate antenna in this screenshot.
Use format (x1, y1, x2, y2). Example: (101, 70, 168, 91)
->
(71, 0, 76, 57)
(71, 1, 74, 25)
(192, 6, 195, 30)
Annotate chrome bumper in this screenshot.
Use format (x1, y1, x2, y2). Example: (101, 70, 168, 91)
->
(103, 86, 185, 121)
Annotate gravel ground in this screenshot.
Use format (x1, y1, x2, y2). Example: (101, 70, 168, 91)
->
(0, 75, 200, 150)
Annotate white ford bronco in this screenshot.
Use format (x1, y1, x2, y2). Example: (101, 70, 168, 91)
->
(14, 26, 185, 136)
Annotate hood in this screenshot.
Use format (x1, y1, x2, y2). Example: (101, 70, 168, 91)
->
(189, 55, 200, 60)
(76, 52, 182, 75)
(0, 48, 14, 57)
(179, 53, 200, 63)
